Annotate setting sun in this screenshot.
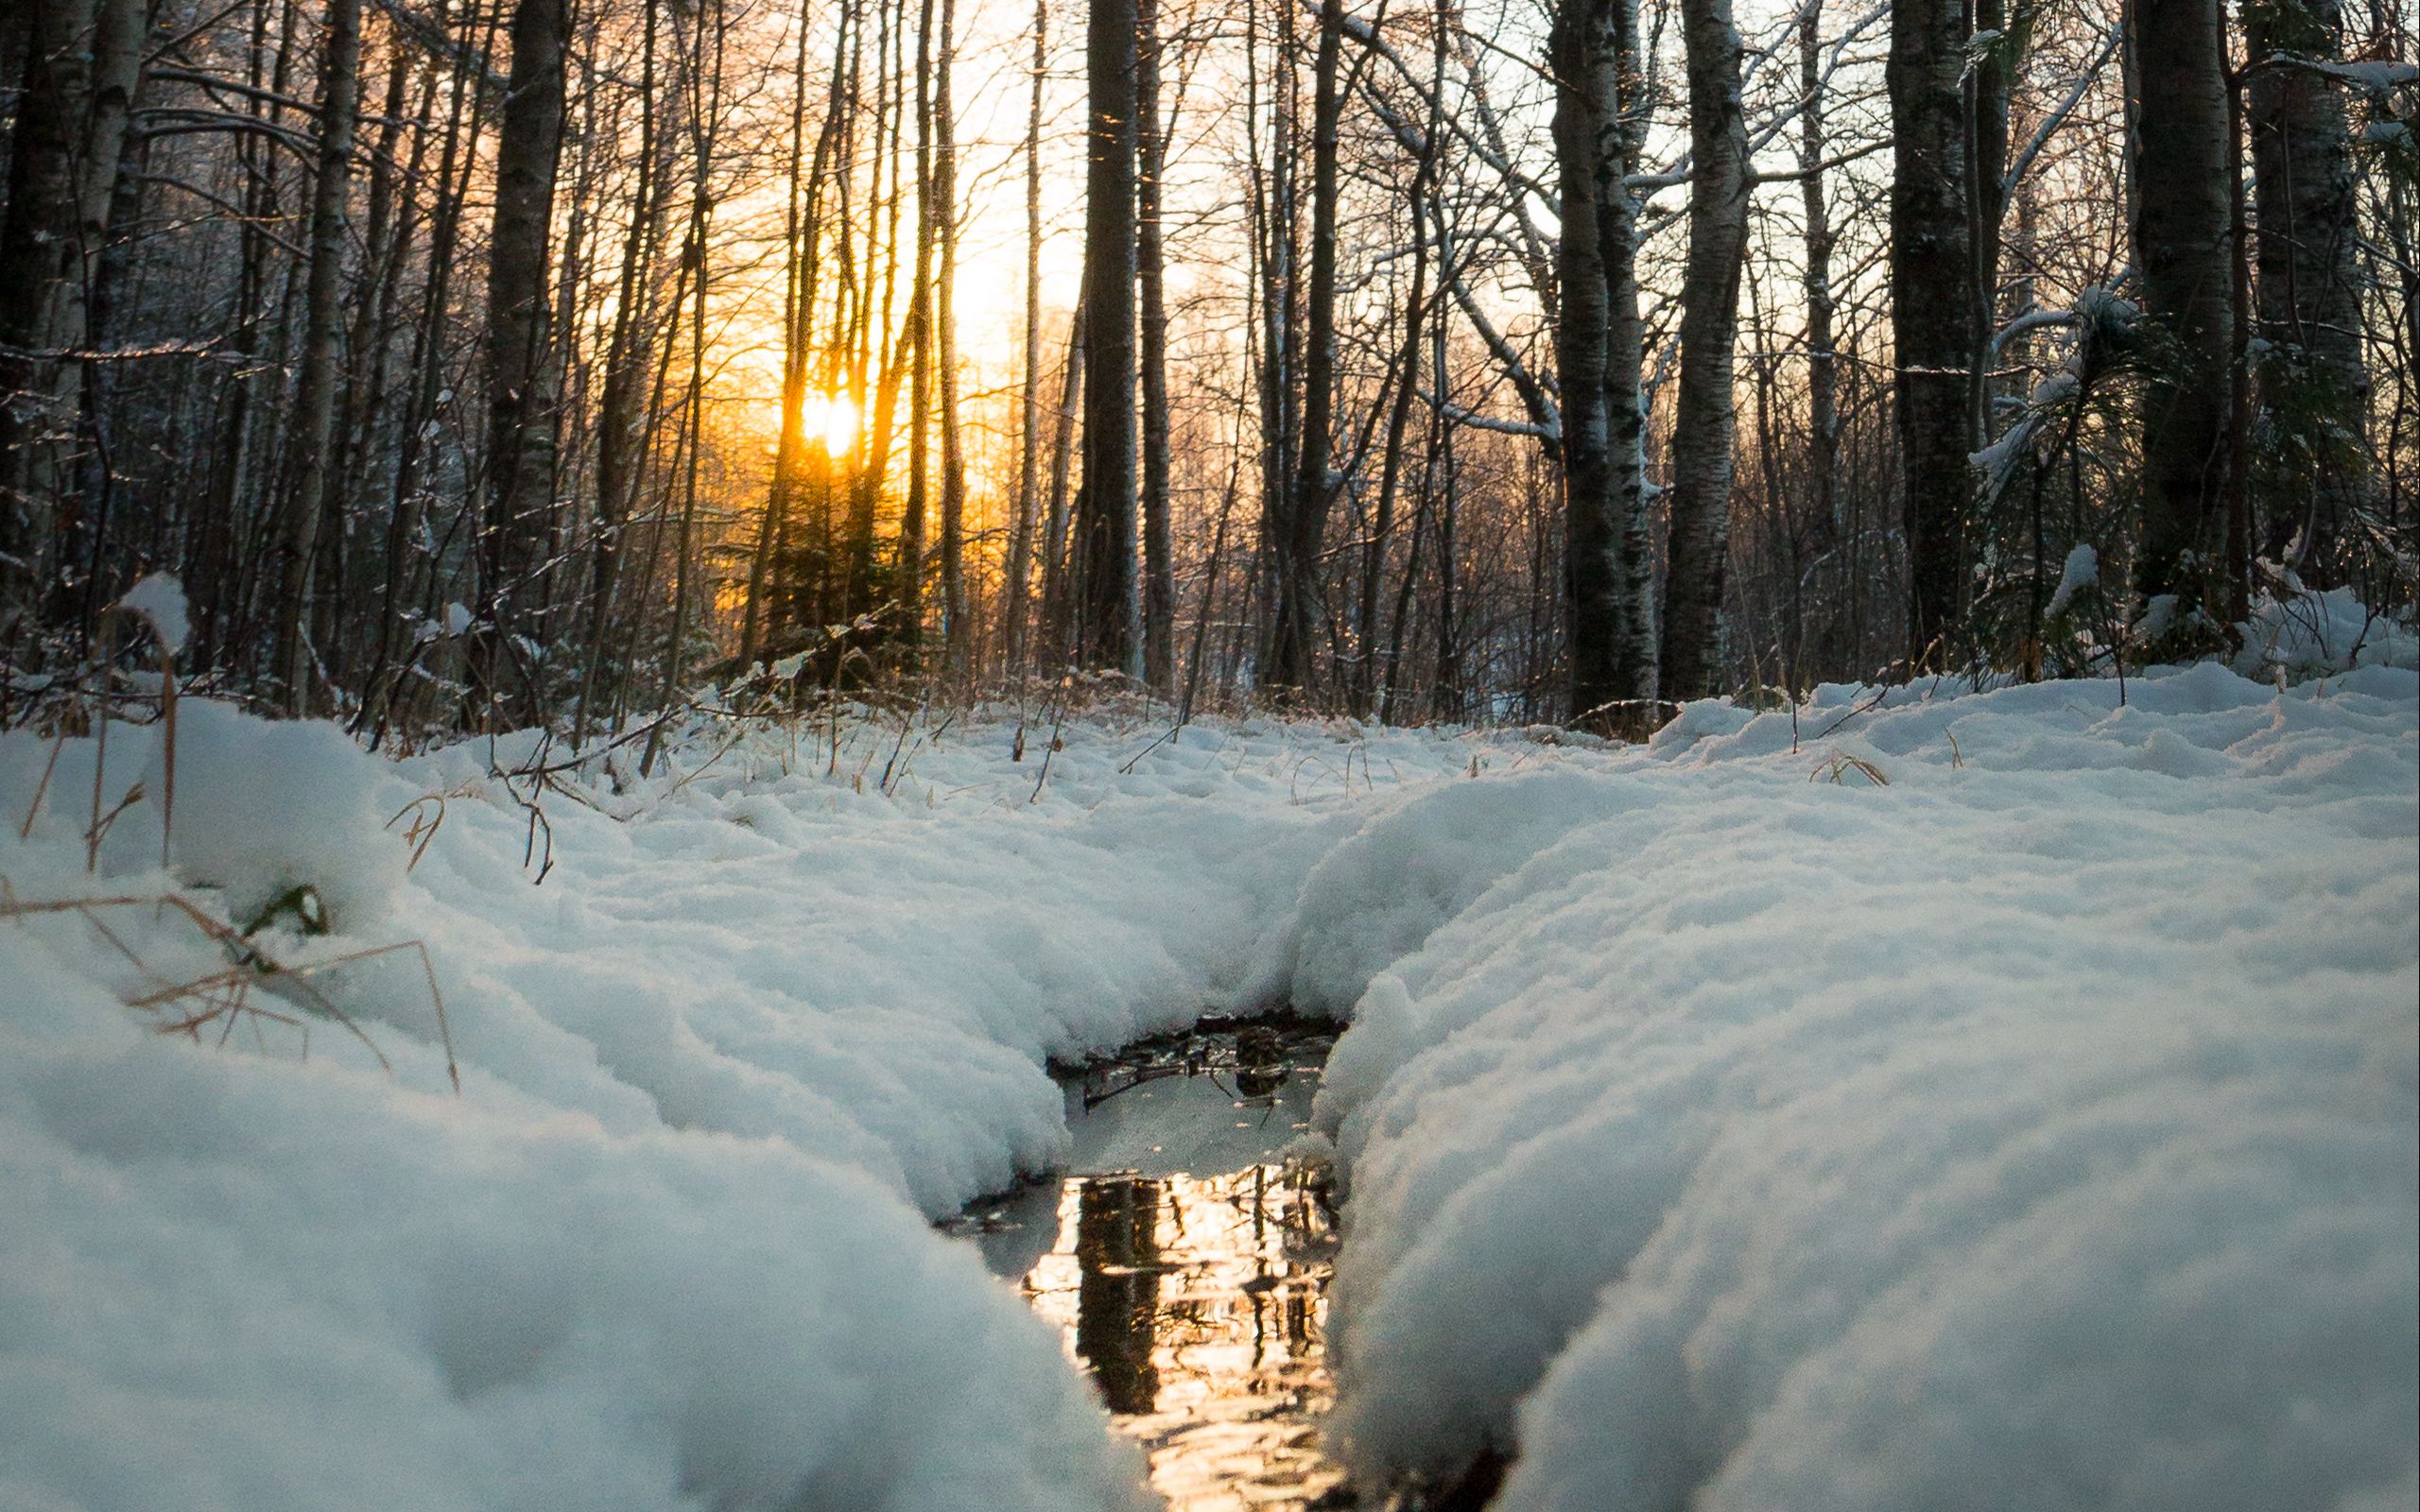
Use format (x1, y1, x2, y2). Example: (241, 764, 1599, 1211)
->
(795, 390, 857, 456)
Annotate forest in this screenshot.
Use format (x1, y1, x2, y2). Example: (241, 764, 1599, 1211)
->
(3, 0, 2412, 738)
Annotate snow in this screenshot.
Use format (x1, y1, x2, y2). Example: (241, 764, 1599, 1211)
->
(113, 574, 190, 657)
(1306, 662, 2419, 1509)
(5, 646, 2413, 1509)
(2235, 586, 2420, 681)
(2311, 58, 2419, 95)
(0, 697, 1499, 1511)
(2045, 540, 2099, 615)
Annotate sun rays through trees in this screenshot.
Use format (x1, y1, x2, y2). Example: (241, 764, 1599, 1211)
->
(0, 0, 2411, 736)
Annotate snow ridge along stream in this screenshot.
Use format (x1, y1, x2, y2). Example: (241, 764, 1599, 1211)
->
(5, 640, 2415, 1509)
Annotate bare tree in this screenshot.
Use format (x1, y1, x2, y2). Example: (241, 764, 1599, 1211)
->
(1554, 0, 1658, 729)
(2244, 0, 2370, 578)
(1890, 0, 1975, 666)
(2131, 0, 2236, 624)
(474, 0, 570, 720)
(270, 0, 364, 713)
(1137, 0, 1176, 691)
(1076, 0, 1139, 672)
(1004, 0, 1048, 672)
(1658, 0, 1753, 700)
(0, 0, 145, 636)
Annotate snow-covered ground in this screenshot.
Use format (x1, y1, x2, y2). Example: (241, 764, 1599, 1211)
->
(4, 596, 2413, 1510)
(1306, 659, 2419, 1511)
(0, 686, 1519, 1511)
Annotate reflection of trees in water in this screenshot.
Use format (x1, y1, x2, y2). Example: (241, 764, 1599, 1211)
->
(1074, 1176, 1164, 1415)
(1046, 1164, 1347, 1509)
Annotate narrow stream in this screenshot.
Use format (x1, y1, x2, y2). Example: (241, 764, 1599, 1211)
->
(947, 1023, 1348, 1511)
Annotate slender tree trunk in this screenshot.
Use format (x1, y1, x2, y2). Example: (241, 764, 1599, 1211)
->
(272, 0, 364, 713)
(1358, 164, 1429, 717)
(1968, 0, 2009, 457)
(575, 0, 664, 737)
(0, 0, 144, 636)
(2130, 0, 2235, 619)
(1041, 306, 1086, 660)
(1800, 0, 1839, 547)
(935, 0, 970, 671)
(65, 108, 146, 651)
(2245, 0, 2369, 579)
(1555, 0, 1657, 730)
(1656, 0, 1752, 700)
(900, 0, 937, 650)
(1249, 0, 1300, 679)
(1890, 0, 1974, 665)
(364, 0, 500, 739)
(1005, 0, 1048, 671)
(643, 0, 725, 765)
(1136, 0, 1176, 690)
(744, 1, 820, 668)
(1077, 0, 1139, 672)
(1433, 163, 1461, 720)
(474, 0, 570, 722)
(1270, 0, 1341, 695)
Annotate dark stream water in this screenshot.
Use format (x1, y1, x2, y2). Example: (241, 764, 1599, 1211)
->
(947, 1026, 1348, 1511)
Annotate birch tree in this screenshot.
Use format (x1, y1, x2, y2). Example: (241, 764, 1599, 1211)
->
(1890, 0, 1974, 665)
(1658, 0, 1753, 700)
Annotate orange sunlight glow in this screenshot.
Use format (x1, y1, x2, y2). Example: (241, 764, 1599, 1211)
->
(796, 390, 858, 456)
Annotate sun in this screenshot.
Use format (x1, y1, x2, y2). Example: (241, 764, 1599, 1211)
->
(795, 390, 858, 456)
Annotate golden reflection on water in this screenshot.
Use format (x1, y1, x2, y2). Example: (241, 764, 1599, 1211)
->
(1022, 1164, 1345, 1511)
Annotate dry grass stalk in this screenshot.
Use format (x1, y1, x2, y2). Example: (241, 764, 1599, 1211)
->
(0, 885, 460, 1092)
(385, 796, 448, 873)
(1810, 748, 1891, 786)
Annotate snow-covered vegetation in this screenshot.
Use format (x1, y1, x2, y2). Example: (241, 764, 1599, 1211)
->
(5, 640, 2414, 1510)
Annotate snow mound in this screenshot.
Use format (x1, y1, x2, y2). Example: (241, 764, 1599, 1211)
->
(1309, 664, 2419, 1509)
(3, 699, 406, 930)
(1, 699, 1511, 1511)
(0, 985, 1151, 1512)
(2234, 587, 2418, 681)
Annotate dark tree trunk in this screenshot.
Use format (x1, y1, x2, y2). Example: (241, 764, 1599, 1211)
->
(1041, 306, 1086, 662)
(935, 0, 969, 671)
(0, 0, 144, 636)
(1554, 0, 1657, 730)
(272, 0, 364, 713)
(2245, 0, 2369, 580)
(474, 0, 570, 720)
(2130, 0, 2235, 618)
(1800, 0, 1839, 546)
(1270, 0, 1342, 695)
(1890, 0, 1974, 666)
(1077, 0, 1139, 672)
(1136, 0, 1176, 691)
(902, 0, 937, 649)
(576, 0, 665, 738)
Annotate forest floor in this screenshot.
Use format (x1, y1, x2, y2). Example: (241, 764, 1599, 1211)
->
(2, 590, 2415, 1512)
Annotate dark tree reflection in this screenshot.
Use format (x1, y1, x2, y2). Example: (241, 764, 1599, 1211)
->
(1073, 1176, 1165, 1414)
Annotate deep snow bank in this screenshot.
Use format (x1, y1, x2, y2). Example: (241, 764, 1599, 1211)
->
(8, 647, 2412, 1511)
(1305, 662, 2420, 1510)
(0, 698, 1513, 1511)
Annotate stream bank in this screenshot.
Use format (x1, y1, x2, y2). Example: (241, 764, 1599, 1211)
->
(944, 1016, 1511, 1512)
(946, 1019, 1350, 1510)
